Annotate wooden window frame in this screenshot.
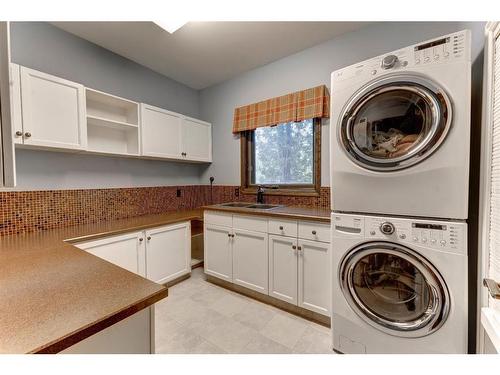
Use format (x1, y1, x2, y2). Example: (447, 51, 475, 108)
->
(240, 118, 321, 197)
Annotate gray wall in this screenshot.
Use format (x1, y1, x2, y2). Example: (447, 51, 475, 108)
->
(9, 22, 203, 190)
(199, 21, 486, 187)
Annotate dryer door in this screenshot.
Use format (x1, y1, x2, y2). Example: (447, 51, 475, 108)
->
(339, 241, 450, 337)
(339, 74, 452, 171)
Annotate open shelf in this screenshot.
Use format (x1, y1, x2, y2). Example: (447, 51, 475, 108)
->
(86, 88, 139, 125)
(85, 88, 140, 157)
(87, 115, 138, 130)
(87, 123, 139, 156)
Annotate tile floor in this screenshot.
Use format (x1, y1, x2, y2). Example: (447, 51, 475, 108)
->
(154, 267, 333, 354)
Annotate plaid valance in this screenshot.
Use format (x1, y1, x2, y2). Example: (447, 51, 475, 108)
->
(232, 85, 330, 133)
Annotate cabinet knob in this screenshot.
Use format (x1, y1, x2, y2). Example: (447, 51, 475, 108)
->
(292, 245, 297, 250)
(312, 230, 317, 235)
(279, 226, 284, 230)
(297, 246, 302, 251)
(15, 130, 23, 137)
(147, 236, 151, 240)
(139, 238, 144, 242)
(24, 132, 32, 138)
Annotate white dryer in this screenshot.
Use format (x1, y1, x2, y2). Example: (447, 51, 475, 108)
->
(330, 30, 471, 220)
(331, 213, 467, 354)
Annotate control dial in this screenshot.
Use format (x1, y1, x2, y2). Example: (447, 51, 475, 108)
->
(381, 54, 398, 69)
(380, 222, 395, 235)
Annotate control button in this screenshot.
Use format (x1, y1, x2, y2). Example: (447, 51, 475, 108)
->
(380, 222, 395, 235)
(440, 240, 447, 246)
(371, 70, 377, 75)
(399, 234, 406, 240)
(381, 54, 399, 69)
(370, 230, 376, 235)
(431, 239, 436, 244)
(424, 57, 430, 62)
(421, 237, 428, 243)
(413, 237, 419, 242)
(415, 58, 421, 64)
(402, 61, 408, 67)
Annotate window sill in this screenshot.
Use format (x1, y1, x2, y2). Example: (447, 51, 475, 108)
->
(241, 187, 320, 197)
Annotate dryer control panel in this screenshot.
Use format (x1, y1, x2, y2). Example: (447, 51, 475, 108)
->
(332, 29, 471, 84)
(333, 213, 467, 255)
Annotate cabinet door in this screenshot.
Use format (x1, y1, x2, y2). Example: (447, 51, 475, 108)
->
(232, 228, 268, 294)
(204, 224, 232, 282)
(75, 231, 143, 275)
(20, 66, 86, 150)
(298, 239, 330, 316)
(268, 235, 297, 304)
(145, 222, 191, 284)
(140, 104, 182, 159)
(181, 117, 212, 162)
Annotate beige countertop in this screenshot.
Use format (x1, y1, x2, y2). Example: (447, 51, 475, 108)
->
(202, 204, 331, 222)
(0, 209, 202, 354)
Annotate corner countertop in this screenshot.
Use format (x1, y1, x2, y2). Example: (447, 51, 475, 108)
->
(202, 204, 330, 222)
(0, 209, 202, 354)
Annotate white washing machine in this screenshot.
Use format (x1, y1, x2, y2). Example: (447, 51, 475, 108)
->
(331, 213, 467, 354)
(330, 30, 471, 220)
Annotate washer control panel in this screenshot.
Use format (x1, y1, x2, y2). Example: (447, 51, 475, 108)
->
(332, 29, 470, 84)
(333, 213, 467, 255)
(366, 217, 466, 254)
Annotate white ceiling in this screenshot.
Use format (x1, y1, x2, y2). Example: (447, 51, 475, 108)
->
(52, 22, 370, 90)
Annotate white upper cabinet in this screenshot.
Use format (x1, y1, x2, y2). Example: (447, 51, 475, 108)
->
(19, 66, 86, 150)
(141, 103, 212, 163)
(181, 117, 212, 162)
(140, 104, 182, 159)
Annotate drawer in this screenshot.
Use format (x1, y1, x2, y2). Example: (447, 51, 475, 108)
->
(204, 211, 232, 227)
(298, 221, 331, 243)
(233, 214, 268, 233)
(268, 218, 297, 237)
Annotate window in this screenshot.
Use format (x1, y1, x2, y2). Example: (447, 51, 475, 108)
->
(241, 118, 321, 196)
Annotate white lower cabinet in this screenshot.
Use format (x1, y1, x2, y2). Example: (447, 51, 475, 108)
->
(145, 222, 191, 284)
(298, 239, 330, 315)
(204, 224, 233, 282)
(204, 211, 331, 317)
(75, 222, 191, 284)
(268, 235, 297, 304)
(76, 231, 144, 275)
(232, 229, 268, 294)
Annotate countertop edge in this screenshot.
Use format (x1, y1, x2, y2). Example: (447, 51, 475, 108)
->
(32, 287, 168, 354)
(201, 205, 330, 222)
(65, 213, 203, 244)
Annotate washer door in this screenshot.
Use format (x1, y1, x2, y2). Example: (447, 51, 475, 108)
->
(339, 241, 450, 338)
(339, 74, 452, 171)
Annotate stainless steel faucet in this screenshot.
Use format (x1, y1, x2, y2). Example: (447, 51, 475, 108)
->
(257, 186, 264, 204)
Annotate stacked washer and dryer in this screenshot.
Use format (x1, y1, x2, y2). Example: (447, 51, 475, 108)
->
(329, 30, 471, 353)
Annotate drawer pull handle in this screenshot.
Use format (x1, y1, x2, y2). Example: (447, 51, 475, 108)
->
(279, 226, 284, 230)
(312, 230, 317, 235)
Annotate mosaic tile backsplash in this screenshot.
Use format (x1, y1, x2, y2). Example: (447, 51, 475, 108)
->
(0, 186, 330, 236)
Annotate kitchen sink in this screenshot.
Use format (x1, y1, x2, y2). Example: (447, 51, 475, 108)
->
(217, 202, 282, 210)
(219, 202, 254, 208)
(245, 204, 281, 210)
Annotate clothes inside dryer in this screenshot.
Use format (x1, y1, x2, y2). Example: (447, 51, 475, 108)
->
(352, 89, 429, 159)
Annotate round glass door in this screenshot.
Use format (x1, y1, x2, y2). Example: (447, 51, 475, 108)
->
(339, 241, 450, 337)
(339, 74, 452, 171)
